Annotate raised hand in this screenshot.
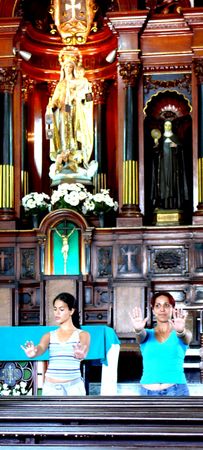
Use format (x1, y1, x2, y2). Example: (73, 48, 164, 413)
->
(170, 307, 188, 333)
(73, 342, 87, 360)
(21, 341, 37, 358)
(129, 306, 148, 333)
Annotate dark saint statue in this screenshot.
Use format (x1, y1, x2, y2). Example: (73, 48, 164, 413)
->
(150, 120, 189, 210)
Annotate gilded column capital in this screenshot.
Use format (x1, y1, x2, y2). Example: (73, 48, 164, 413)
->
(0, 67, 18, 93)
(194, 59, 203, 85)
(92, 80, 110, 104)
(21, 75, 36, 101)
(119, 62, 141, 87)
(47, 80, 58, 98)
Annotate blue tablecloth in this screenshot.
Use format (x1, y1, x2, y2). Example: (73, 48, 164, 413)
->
(0, 325, 120, 366)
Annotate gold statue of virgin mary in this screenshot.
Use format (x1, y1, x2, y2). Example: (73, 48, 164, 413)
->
(50, 0, 98, 45)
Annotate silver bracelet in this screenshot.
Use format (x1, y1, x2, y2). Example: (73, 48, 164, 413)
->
(176, 329, 186, 337)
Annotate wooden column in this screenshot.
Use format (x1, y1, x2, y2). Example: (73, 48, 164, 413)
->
(0, 68, 17, 225)
(107, 11, 147, 226)
(21, 76, 36, 198)
(0, 17, 20, 228)
(92, 80, 109, 192)
(183, 9, 203, 223)
(117, 61, 142, 225)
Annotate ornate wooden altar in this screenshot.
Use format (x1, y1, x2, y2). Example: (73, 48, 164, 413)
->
(0, 0, 203, 394)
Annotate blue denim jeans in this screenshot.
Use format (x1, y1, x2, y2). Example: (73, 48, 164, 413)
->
(139, 384, 189, 396)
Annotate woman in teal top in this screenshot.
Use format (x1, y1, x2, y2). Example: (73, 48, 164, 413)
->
(130, 291, 192, 396)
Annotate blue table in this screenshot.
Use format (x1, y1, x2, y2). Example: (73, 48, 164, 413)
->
(0, 325, 119, 362)
(0, 325, 120, 395)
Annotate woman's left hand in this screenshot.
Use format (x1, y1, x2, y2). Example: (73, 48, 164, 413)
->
(73, 342, 88, 359)
(170, 307, 188, 333)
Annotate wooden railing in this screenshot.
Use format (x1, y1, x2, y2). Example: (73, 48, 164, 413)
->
(0, 397, 203, 447)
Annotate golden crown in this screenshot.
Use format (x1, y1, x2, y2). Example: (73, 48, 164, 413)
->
(58, 46, 82, 67)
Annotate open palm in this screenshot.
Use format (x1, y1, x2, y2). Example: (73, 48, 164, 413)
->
(129, 306, 148, 332)
(170, 307, 187, 333)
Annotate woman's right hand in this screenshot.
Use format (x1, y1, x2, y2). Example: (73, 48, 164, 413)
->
(21, 341, 37, 358)
(129, 306, 148, 333)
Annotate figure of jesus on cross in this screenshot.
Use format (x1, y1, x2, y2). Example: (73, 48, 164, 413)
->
(53, 225, 76, 275)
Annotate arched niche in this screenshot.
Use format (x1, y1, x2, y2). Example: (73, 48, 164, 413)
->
(143, 89, 193, 225)
(37, 209, 93, 276)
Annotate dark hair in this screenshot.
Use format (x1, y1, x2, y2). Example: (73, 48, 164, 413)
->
(53, 292, 80, 328)
(151, 291, 175, 309)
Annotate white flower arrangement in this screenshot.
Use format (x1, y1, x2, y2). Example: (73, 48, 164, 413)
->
(50, 183, 89, 212)
(0, 381, 27, 396)
(22, 184, 118, 219)
(82, 189, 118, 216)
(22, 192, 50, 215)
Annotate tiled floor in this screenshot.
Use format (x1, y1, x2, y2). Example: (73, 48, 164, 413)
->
(89, 382, 203, 396)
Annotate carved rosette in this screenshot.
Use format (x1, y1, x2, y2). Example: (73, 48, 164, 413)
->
(149, 246, 188, 275)
(0, 68, 17, 94)
(119, 62, 141, 87)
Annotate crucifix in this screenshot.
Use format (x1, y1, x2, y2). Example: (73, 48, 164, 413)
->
(52, 224, 77, 275)
(64, 0, 81, 19)
(121, 246, 137, 272)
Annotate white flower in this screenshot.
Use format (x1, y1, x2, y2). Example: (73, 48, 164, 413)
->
(13, 390, 21, 396)
(51, 190, 61, 205)
(64, 191, 80, 206)
(22, 192, 50, 213)
(0, 381, 28, 396)
(105, 197, 114, 207)
(67, 183, 81, 191)
(26, 198, 36, 209)
(50, 182, 89, 211)
(100, 189, 110, 195)
(22, 184, 118, 217)
(20, 388, 27, 394)
(78, 191, 87, 200)
(75, 182, 86, 189)
(58, 183, 70, 193)
(1, 389, 10, 396)
(82, 189, 118, 215)
(82, 199, 95, 214)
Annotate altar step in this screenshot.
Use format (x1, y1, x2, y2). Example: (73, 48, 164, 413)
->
(89, 382, 203, 396)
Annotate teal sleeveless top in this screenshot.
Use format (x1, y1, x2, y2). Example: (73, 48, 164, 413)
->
(140, 329, 188, 384)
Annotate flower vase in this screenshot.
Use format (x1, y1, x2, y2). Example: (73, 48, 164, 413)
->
(98, 212, 105, 228)
(87, 215, 100, 227)
(31, 214, 39, 228)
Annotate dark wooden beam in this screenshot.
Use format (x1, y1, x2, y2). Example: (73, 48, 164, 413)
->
(0, 396, 203, 447)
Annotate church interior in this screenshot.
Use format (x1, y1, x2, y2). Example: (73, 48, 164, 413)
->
(2, 0, 203, 447)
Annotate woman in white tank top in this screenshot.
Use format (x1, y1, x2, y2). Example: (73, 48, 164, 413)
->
(21, 292, 90, 396)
